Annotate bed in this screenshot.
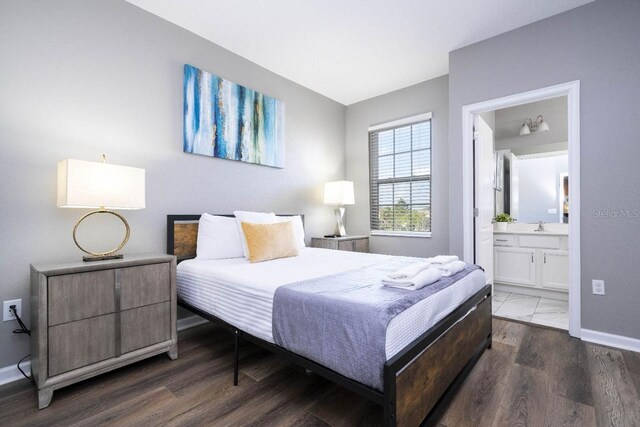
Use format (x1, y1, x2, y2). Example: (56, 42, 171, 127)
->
(167, 214, 492, 427)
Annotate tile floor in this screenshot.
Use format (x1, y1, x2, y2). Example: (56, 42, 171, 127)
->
(492, 291, 569, 330)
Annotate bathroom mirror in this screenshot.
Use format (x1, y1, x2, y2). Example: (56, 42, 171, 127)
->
(495, 151, 568, 224)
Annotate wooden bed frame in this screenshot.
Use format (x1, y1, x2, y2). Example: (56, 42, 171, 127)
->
(167, 214, 492, 427)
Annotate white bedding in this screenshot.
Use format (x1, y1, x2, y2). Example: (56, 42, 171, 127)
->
(177, 247, 486, 359)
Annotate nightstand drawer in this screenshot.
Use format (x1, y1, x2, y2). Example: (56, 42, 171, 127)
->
(120, 263, 171, 310)
(354, 239, 369, 253)
(311, 236, 369, 253)
(338, 240, 355, 251)
(48, 314, 116, 376)
(48, 270, 115, 326)
(121, 302, 171, 354)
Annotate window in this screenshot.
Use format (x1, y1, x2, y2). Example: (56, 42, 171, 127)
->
(369, 113, 432, 236)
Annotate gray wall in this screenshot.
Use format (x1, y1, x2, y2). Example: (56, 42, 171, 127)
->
(517, 154, 568, 224)
(495, 96, 568, 156)
(449, 0, 640, 339)
(0, 0, 346, 368)
(345, 76, 449, 257)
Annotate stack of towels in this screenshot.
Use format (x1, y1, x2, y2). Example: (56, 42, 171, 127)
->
(382, 255, 466, 291)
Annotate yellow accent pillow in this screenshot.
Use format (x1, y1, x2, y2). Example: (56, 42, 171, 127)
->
(241, 221, 299, 263)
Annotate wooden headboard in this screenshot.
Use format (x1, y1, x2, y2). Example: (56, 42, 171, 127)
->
(167, 214, 304, 262)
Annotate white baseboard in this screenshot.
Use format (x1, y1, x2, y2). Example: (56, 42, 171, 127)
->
(581, 328, 640, 353)
(177, 314, 208, 331)
(0, 360, 31, 386)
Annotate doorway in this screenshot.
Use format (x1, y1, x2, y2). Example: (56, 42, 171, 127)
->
(462, 81, 581, 337)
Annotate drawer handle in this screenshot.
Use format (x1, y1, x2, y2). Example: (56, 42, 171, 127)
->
(531, 254, 534, 263)
(496, 239, 509, 242)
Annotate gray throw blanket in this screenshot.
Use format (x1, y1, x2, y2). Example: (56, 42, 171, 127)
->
(272, 257, 481, 391)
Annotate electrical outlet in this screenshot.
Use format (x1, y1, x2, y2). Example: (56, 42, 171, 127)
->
(3, 299, 22, 321)
(592, 279, 605, 295)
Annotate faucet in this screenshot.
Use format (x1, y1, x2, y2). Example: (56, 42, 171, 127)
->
(535, 221, 545, 232)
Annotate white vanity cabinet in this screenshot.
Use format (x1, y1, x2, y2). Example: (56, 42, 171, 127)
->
(493, 232, 569, 295)
(494, 247, 536, 286)
(541, 250, 569, 291)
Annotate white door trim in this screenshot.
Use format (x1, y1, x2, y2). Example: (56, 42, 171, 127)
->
(461, 81, 581, 337)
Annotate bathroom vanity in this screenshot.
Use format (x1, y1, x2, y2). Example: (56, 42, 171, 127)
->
(493, 224, 569, 300)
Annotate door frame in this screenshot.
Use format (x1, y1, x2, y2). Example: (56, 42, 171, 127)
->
(461, 81, 581, 337)
(473, 115, 495, 286)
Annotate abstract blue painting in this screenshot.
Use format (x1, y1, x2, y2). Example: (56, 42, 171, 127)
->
(183, 64, 285, 168)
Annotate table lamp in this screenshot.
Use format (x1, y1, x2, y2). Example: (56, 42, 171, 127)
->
(57, 155, 145, 261)
(323, 181, 355, 237)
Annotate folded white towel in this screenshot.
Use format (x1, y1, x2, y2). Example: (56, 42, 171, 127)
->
(387, 261, 432, 280)
(433, 260, 466, 277)
(382, 267, 442, 291)
(427, 255, 459, 264)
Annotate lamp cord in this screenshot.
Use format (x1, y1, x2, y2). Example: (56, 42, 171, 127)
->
(10, 306, 30, 336)
(10, 306, 32, 380)
(17, 354, 31, 381)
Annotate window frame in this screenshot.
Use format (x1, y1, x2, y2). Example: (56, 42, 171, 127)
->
(368, 112, 433, 238)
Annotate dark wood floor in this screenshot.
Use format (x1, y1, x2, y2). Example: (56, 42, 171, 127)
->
(1, 318, 639, 426)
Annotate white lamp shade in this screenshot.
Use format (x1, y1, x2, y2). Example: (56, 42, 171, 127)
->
(324, 181, 355, 205)
(519, 122, 531, 136)
(57, 159, 146, 210)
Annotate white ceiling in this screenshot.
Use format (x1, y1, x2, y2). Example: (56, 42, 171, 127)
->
(126, 0, 593, 105)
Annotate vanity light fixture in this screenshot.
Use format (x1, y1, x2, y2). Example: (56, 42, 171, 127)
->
(519, 115, 550, 136)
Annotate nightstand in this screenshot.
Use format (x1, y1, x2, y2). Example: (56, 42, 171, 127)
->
(30, 254, 177, 409)
(311, 236, 369, 253)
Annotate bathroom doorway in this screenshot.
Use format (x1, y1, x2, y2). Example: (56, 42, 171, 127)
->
(462, 81, 581, 337)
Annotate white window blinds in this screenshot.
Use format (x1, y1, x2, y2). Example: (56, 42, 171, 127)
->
(369, 114, 432, 235)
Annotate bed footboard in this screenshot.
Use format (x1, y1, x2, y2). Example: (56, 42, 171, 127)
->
(384, 287, 492, 427)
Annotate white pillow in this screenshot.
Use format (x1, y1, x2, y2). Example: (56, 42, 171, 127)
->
(276, 215, 306, 249)
(196, 213, 244, 260)
(233, 211, 277, 258)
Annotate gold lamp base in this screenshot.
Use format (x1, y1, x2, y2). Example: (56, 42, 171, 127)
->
(73, 209, 130, 262)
